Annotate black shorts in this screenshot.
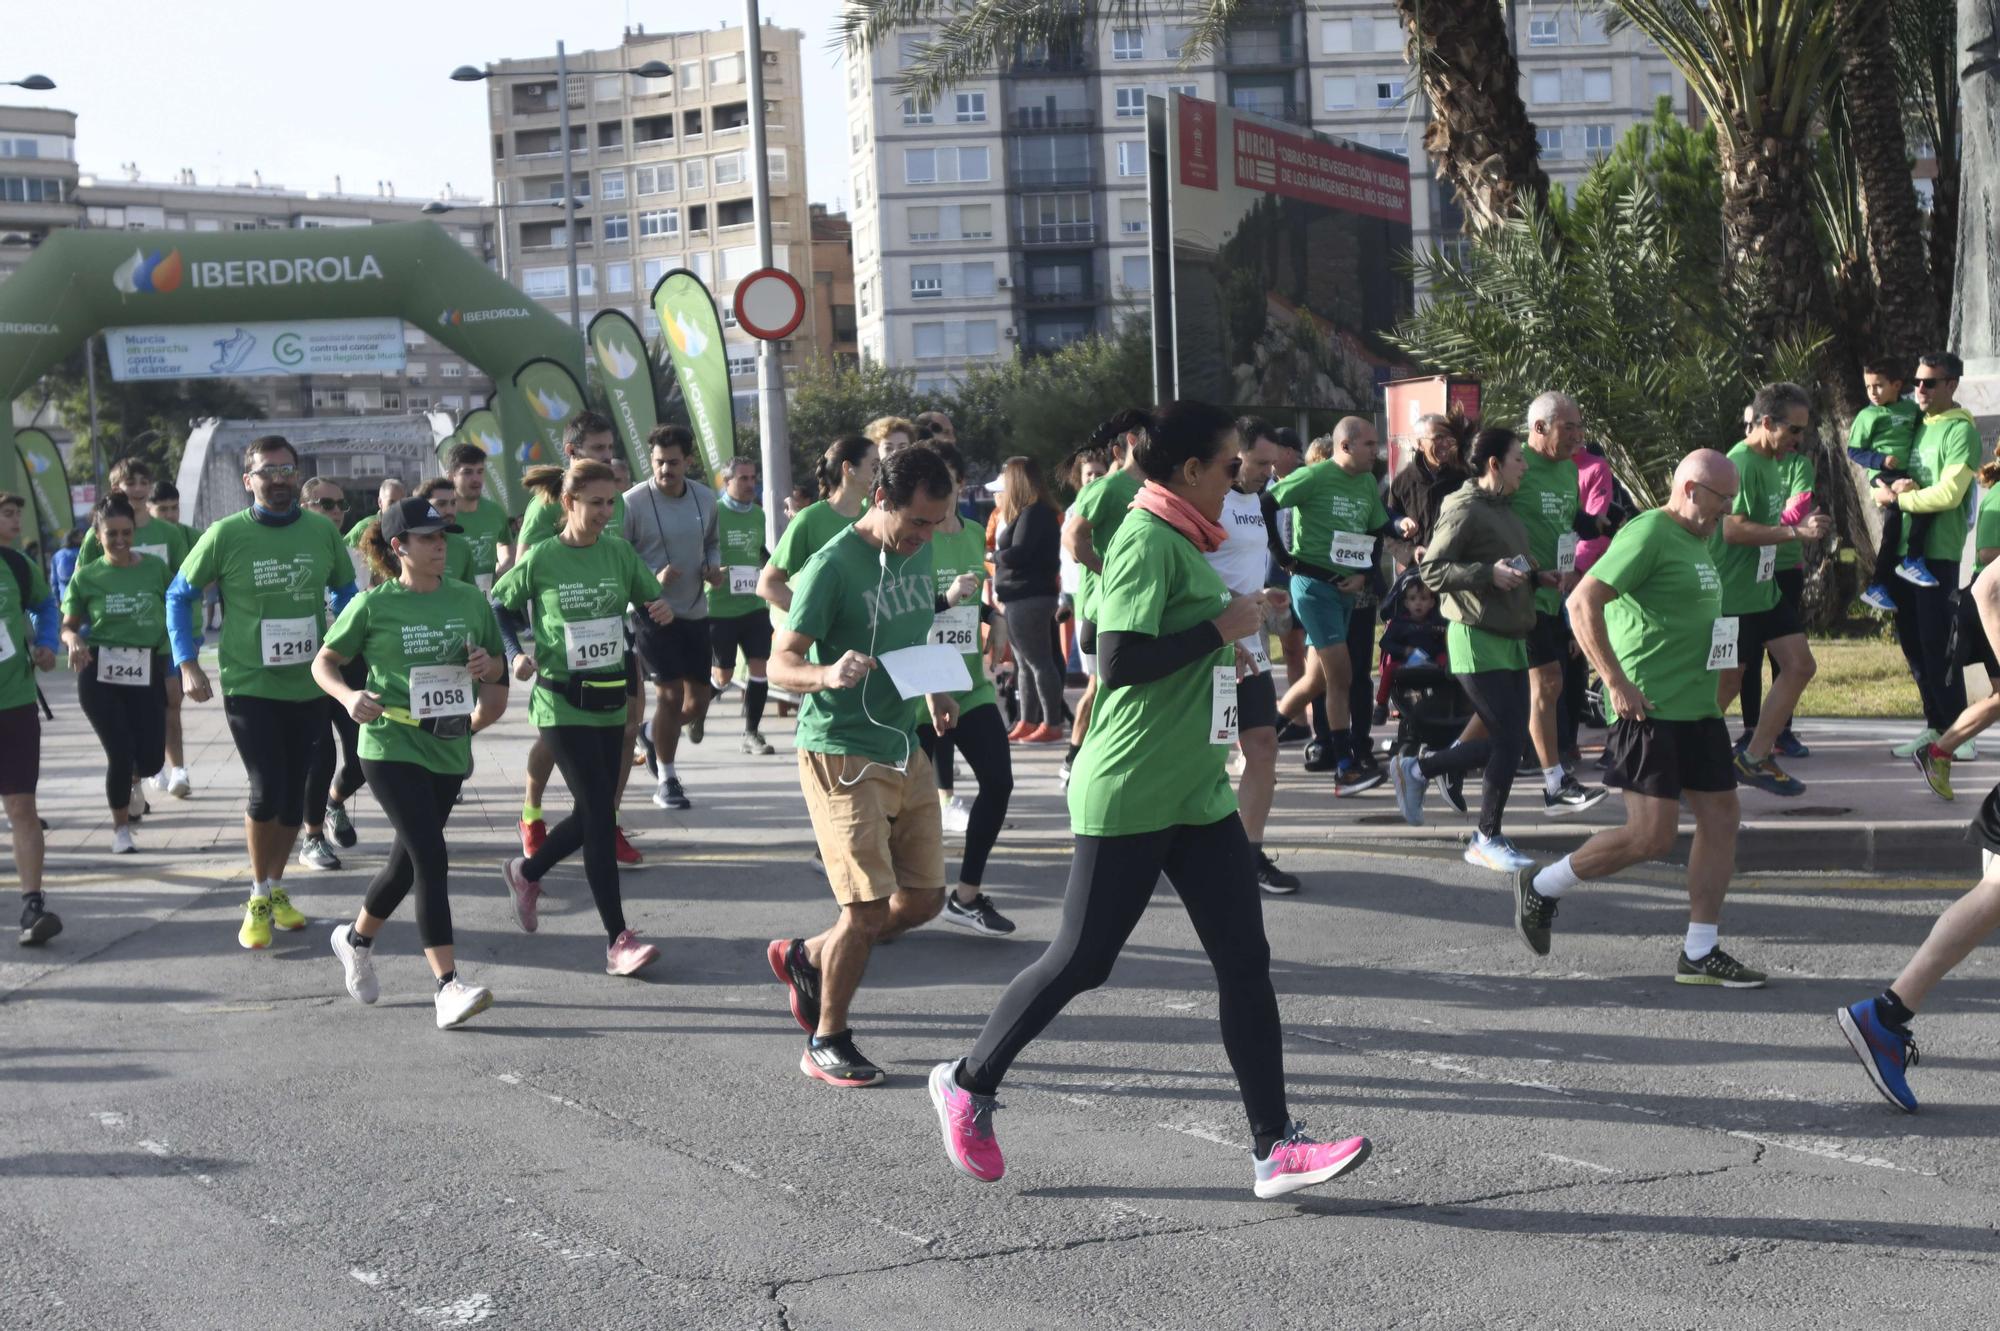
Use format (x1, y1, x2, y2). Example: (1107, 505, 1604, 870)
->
(633, 615, 713, 685)
(223, 693, 329, 825)
(1738, 591, 1805, 660)
(1238, 671, 1278, 733)
(0, 703, 39, 797)
(1967, 782, 2000, 855)
(709, 610, 774, 670)
(1527, 611, 1569, 669)
(1078, 616, 1098, 657)
(1601, 716, 1736, 799)
(1953, 589, 2000, 675)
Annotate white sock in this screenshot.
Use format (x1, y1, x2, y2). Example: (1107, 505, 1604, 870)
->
(1533, 855, 1580, 899)
(250, 879, 272, 900)
(661, 763, 677, 782)
(1543, 766, 1565, 797)
(1683, 922, 1719, 961)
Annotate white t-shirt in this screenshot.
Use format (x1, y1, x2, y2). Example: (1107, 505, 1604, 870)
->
(1209, 488, 1270, 596)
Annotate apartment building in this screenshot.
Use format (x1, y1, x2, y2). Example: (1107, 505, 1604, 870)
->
(482, 20, 813, 414)
(809, 204, 859, 369)
(847, 3, 1685, 385)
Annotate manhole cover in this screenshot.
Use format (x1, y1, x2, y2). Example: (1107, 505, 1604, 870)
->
(1773, 806, 1851, 818)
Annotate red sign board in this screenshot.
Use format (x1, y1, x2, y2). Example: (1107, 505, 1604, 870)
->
(1231, 120, 1411, 224)
(1176, 94, 1217, 191)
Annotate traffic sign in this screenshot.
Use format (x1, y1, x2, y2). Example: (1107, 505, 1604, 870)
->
(733, 267, 806, 341)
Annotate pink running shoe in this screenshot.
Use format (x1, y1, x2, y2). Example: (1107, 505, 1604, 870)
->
(606, 929, 660, 976)
(1252, 1122, 1372, 1199)
(501, 857, 541, 933)
(929, 1060, 1005, 1183)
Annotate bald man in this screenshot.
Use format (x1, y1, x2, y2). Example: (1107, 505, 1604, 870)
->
(1511, 449, 1769, 989)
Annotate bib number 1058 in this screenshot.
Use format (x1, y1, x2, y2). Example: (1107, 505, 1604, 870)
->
(409, 664, 474, 720)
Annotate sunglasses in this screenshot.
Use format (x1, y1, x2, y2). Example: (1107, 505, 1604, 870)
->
(1914, 377, 1951, 388)
(247, 464, 300, 480)
(311, 498, 347, 511)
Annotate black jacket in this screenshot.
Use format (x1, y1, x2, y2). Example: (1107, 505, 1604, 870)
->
(993, 502, 1062, 601)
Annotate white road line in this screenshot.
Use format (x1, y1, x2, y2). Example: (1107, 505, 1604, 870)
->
(1540, 1153, 1619, 1175)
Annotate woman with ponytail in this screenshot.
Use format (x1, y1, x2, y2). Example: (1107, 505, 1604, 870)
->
(758, 434, 879, 613)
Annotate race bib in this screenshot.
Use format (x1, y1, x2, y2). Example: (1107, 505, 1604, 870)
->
(96, 645, 151, 686)
(1756, 543, 1776, 583)
(564, 616, 625, 671)
(928, 604, 979, 652)
(727, 565, 760, 597)
(1556, 532, 1580, 575)
(260, 616, 319, 667)
(475, 573, 494, 594)
(1707, 616, 1739, 671)
(1210, 666, 1239, 745)
(1328, 530, 1375, 570)
(135, 543, 171, 565)
(409, 663, 474, 719)
(0, 620, 14, 664)
(1237, 633, 1270, 676)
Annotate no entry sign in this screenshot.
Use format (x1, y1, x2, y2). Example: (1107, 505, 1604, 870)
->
(733, 267, 806, 341)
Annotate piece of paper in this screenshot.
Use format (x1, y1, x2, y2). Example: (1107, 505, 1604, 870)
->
(877, 643, 973, 700)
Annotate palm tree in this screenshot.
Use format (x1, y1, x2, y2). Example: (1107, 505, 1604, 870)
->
(1890, 0, 1960, 332)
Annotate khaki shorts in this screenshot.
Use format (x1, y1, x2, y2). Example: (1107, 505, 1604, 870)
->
(797, 748, 947, 905)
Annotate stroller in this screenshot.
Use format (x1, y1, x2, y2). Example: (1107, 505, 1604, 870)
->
(1384, 664, 1476, 762)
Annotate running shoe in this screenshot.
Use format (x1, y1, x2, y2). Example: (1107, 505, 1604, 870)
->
(1006, 720, 1034, 742)
(267, 887, 308, 932)
(330, 924, 379, 1004)
(1956, 739, 1979, 761)
(941, 795, 972, 836)
(1732, 751, 1804, 797)
(653, 776, 691, 811)
(1895, 556, 1940, 588)
(768, 937, 822, 1033)
(518, 818, 548, 859)
(327, 802, 357, 850)
(1372, 701, 1390, 727)
(800, 1030, 885, 1088)
(111, 825, 136, 855)
(1914, 746, 1954, 801)
(1859, 583, 1898, 613)
(942, 892, 1017, 936)
(17, 894, 60, 947)
(1226, 747, 1247, 778)
(1276, 721, 1312, 746)
(1391, 754, 1426, 826)
(1025, 723, 1067, 744)
(605, 930, 660, 976)
(687, 713, 705, 746)
(434, 977, 494, 1029)
(1837, 999, 1920, 1112)
(1435, 769, 1468, 815)
(1543, 776, 1608, 815)
(1466, 832, 1535, 873)
(238, 897, 273, 950)
(929, 1059, 1005, 1181)
(1509, 861, 1557, 956)
(614, 826, 644, 865)
(1255, 851, 1301, 895)
(742, 730, 775, 756)
(1674, 946, 1767, 988)
(1773, 731, 1810, 760)
(501, 858, 542, 932)
(152, 765, 171, 793)
(1302, 741, 1338, 774)
(167, 766, 192, 799)
(128, 780, 148, 822)
(298, 835, 341, 871)
(1334, 759, 1384, 797)
(1892, 728, 1941, 759)
(1251, 1121, 1373, 1199)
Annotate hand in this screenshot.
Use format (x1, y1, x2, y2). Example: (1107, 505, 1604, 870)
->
(65, 638, 90, 672)
(1395, 517, 1419, 539)
(346, 690, 385, 724)
(1261, 586, 1289, 611)
(1490, 560, 1527, 591)
(1336, 574, 1367, 595)
(1796, 513, 1833, 540)
(1891, 478, 1917, 495)
(821, 649, 874, 690)
(1608, 678, 1652, 723)
(1559, 569, 1581, 596)
(512, 651, 539, 683)
(1212, 593, 1266, 642)
(30, 645, 55, 672)
(1537, 570, 1563, 589)
(1881, 455, 1904, 471)
(1413, 545, 1428, 563)
(657, 563, 682, 586)
(181, 660, 213, 703)
(927, 692, 960, 734)
(946, 572, 980, 607)
(1872, 485, 1901, 508)
(645, 599, 674, 626)
(702, 565, 725, 588)
(466, 642, 495, 682)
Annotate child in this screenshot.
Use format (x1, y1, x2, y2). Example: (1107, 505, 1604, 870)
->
(1849, 359, 1931, 610)
(1374, 572, 1449, 724)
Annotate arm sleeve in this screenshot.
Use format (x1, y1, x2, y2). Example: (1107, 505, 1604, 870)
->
(28, 593, 60, 652)
(494, 603, 531, 659)
(1781, 490, 1815, 524)
(1259, 492, 1292, 565)
(1900, 461, 1976, 515)
(627, 541, 665, 608)
(166, 573, 204, 666)
(327, 581, 360, 617)
(704, 494, 722, 568)
(1098, 622, 1225, 688)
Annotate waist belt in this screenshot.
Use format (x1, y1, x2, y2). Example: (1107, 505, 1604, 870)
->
(382, 705, 471, 739)
(536, 669, 627, 713)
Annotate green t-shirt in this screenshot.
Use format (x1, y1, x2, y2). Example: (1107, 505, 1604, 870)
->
(709, 501, 770, 618)
(491, 534, 660, 729)
(1070, 467, 1143, 622)
(1900, 408, 1981, 562)
(1774, 450, 1815, 573)
(445, 531, 476, 585)
(1068, 510, 1237, 837)
(453, 497, 511, 586)
(0, 555, 52, 712)
(1509, 448, 1580, 615)
(1849, 399, 1921, 470)
(915, 520, 997, 716)
(178, 509, 354, 701)
(771, 500, 862, 576)
(1269, 459, 1389, 576)
(61, 555, 170, 652)
(1719, 442, 1782, 615)
(787, 525, 937, 765)
(1447, 620, 1527, 673)
(1974, 484, 2000, 575)
(1588, 508, 1724, 722)
(322, 577, 505, 775)
(80, 513, 190, 575)
(518, 491, 626, 552)
(344, 520, 372, 549)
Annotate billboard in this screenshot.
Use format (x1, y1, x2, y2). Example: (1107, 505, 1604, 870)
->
(104, 317, 407, 381)
(1151, 93, 1417, 413)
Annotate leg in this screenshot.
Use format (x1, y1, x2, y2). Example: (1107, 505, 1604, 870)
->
(1681, 787, 1739, 927)
(163, 669, 184, 770)
(1526, 661, 1564, 770)
(1738, 636, 1766, 739)
(1567, 788, 1681, 881)
(128, 675, 167, 803)
(4, 792, 43, 896)
(1236, 725, 1278, 844)
(1890, 871, 2000, 1011)
(651, 680, 683, 771)
(1743, 634, 1815, 760)
(524, 735, 555, 811)
(1343, 602, 1377, 753)
(743, 661, 770, 735)
(75, 668, 135, 819)
(613, 690, 643, 812)
(361, 761, 464, 979)
(951, 704, 1014, 893)
(303, 715, 339, 837)
(268, 699, 326, 880)
(1920, 568, 1967, 730)
(1432, 668, 1528, 839)
(528, 725, 628, 939)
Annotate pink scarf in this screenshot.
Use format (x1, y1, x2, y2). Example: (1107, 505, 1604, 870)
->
(1131, 479, 1227, 554)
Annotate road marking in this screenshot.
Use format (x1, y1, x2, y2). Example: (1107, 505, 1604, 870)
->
(1157, 1121, 1237, 1149)
(1541, 1153, 1619, 1174)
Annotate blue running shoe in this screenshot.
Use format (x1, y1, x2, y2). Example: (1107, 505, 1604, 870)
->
(1859, 583, 1897, 613)
(1837, 1000, 1919, 1112)
(1895, 557, 1940, 589)
(1774, 730, 1810, 760)
(1391, 754, 1426, 826)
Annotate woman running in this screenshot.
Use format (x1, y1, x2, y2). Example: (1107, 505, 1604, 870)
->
(61, 495, 171, 855)
(927, 400, 1374, 1198)
(758, 434, 878, 613)
(317, 497, 509, 1028)
(495, 461, 674, 977)
(914, 440, 1018, 939)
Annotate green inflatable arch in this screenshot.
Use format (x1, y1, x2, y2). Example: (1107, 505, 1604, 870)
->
(0, 221, 582, 522)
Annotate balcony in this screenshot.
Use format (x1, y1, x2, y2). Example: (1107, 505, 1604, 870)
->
(1010, 164, 1097, 188)
(1007, 107, 1094, 131)
(1008, 49, 1090, 76)
(1019, 222, 1096, 245)
(1223, 31, 1300, 68)
(1023, 284, 1095, 305)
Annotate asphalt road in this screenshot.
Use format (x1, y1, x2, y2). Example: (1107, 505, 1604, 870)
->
(3, 674, 1996, 1329)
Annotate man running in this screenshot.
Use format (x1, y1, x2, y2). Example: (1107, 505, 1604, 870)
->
(0, 492, 62, 945)
(767, 444, 960, 1088)
(168, 436, 358, 949)
(345, 478, 405, 587)
(300, 477, 367, 870)
(445, 443, 511, 593)
(622, 425, 721, 811)
(1060, 410, 1149, 789)
(1512, 449, 1768, 987)
(708, 455, 777, 755)
(415, 478, 479, 584)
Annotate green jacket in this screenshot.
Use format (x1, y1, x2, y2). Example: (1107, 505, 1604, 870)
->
(1418, 480, 1538, 638)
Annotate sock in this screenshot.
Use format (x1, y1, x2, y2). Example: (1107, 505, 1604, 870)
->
(436, 969, 455, 991)
(954, 1057, 999, 1098)
(1683, 922, 1719, 961)
(1064, 743, 1080, 764)
(1543, 766, 1565, 797)
(1877, 988, 1916, 1027)
(1533, 855, 1579, 899)
(1928, 742, 1952, 761)
(744, 677, 768, 731)
(808, 1027, 847, 1049)
(1253, 1130, 1286, 1161)
(250, 879, 272, 900)
(22, 890, 44, 913)
(348, 926, 373, 949)
(661, 763, 677, 782)
(522, 803, 542, 824)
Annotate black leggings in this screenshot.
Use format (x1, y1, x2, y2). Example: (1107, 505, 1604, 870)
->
(1417, 667, 1529, 839)
(223, 693, 328, 826)
(962, 813, 1287, 1140)
(359, 758, 464, 948)
(918, 701, 1014, 888)
(75, 651, 167, 810)
(307, 658, 368, 827)
(1003, 596, 1064, 727)
(523, 719, 628, 940)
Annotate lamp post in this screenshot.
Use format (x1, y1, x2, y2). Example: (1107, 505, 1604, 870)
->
(451, 53, 671, 330)
(742, 0, 793, 537)
(4, 75, 56, 91)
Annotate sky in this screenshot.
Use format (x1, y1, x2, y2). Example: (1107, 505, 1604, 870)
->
(7, 0, 853, 208)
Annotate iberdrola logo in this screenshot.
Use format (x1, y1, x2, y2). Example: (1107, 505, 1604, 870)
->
(112, 248, 184, 295)
(666, 309, 708, 359)
(517, 441, 545, 465)
(593, 333, 640, 381)
(23, 451, 49, 474)
(528, 388, 573, 422)
(473, 428, 503, 457)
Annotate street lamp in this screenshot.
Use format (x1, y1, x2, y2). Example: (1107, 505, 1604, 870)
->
(421, 197, 573, 280)
(450, 49, 671, 329)
(5, 75, 56, 91)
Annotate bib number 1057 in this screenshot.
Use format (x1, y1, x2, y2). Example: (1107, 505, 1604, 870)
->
(564, 617, 625, 671)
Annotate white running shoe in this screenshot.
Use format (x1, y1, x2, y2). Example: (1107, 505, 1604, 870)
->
(330, 924, 380, 1005)
(111, 825, 137, 855)
(152, 765, 172, 792)
(434, 977, 493, 1029)
(168, 767, 192, 799)
(942, 795, 972, 836)
(1465, 832, 1536, 873)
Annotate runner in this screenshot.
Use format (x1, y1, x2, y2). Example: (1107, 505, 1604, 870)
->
(444, 442, 511, 593)
(1511, 449, 1767, 986)
(926, 400, 1373, 1196)
(1913, 456, 2000, 801)
(344, 478, 405, 587)
(61, 495, 171, 855)
(758, 433, 877, 613)
(622, 424, 721, 812)
(913, 439, 1019, 937)
(865, 415, 916, 451)
(1, 492, 63, 945)
(1736, 414, 1816, 760)
(765, 443, 960, 1088)
(494, 460, 672, 977)
(415, 478, 479, 585)
(708, 455, 778, 755)
(1061, 410, 1150, 788)
(319, 496, 509, 1028)
(167, 435, 358, 950)
(300, 477, 366, 870)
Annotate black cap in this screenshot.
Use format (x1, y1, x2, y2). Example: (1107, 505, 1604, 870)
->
(379, 496, 451, 542)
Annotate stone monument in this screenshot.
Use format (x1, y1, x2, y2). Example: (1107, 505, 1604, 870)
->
(1953, 0, 2000, 425)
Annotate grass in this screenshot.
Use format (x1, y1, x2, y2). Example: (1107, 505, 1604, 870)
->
(1780, 637, 1930, 720)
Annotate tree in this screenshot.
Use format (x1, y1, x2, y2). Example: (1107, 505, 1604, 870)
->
(1890, 0, 1961, 328)
(35, 338, 265, 483)
(784, 354, 926, 480)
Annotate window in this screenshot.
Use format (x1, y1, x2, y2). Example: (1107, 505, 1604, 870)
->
(1014, 134, 1090, 185)
(521, 267, 567, 297)
(905, 148, 936, 184)
(600, 171, 625, 202)
(912, 319, 1001, 359)
(1112, 28, 1143, 60)
(849, 58, 862, 97)
(0, 176, 65, 203)
(678, 60, 702, 90)
(1529, 15, 1559, 46)
(408, 396, 431, 412)
(959, 203, 993, 239)
(593, 73, 622, 102)
(1582, 68, 1612, 102)
(767, 149, 787, 181)
(1021, 192, 1093, 242)
(1531, 71, 1562, 104)
(441, 362, 467, 379)
(1120, 255, 1150, 293)
(1117, 141, 1146, 177)
(1648, 71, 1674, 104)
(576, 264, 596, 294)
(1322, 18, 1353, 52)
(709, 54, 743, 85)
(1115, 85, 1146, 118)
(713, 151, 745, 186)
(1232, 83, 1289, 118)
(905, 146, 988, 184)
(406, 363, 427, 382)
(898, 33, 928, 69)
(1375, 79, 1405, 108)
(727, 348, 756, 377)
(634, 163, 676, 195)
(911, 263, 943, 298)
(403, 328, 428, 347)
(684, 159, 706, 191)
(1583, 123, 1615, 159)
(955, 91, 986, 123)
(966, 321, 998, 357)
(914, 322, 945, 358)
(720, 244, 777, 282)
(601, 213, 629, 242)
(1576, 13, 1609, 44)
(638, 208, 680, 238)
(1322, 76, 1356, 111)
(911, 261, 995, 299)
(607, 260, 633, 293)
(903, 96, 935, 125)
(1536, 126, 1566, 159)
(1169, 82, 1198, 98)
(1164, 25, 1192, 58)
(907, 206, 940, 241)
(642, 257, 669, 289)
(1119, 197, 1147, 234)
